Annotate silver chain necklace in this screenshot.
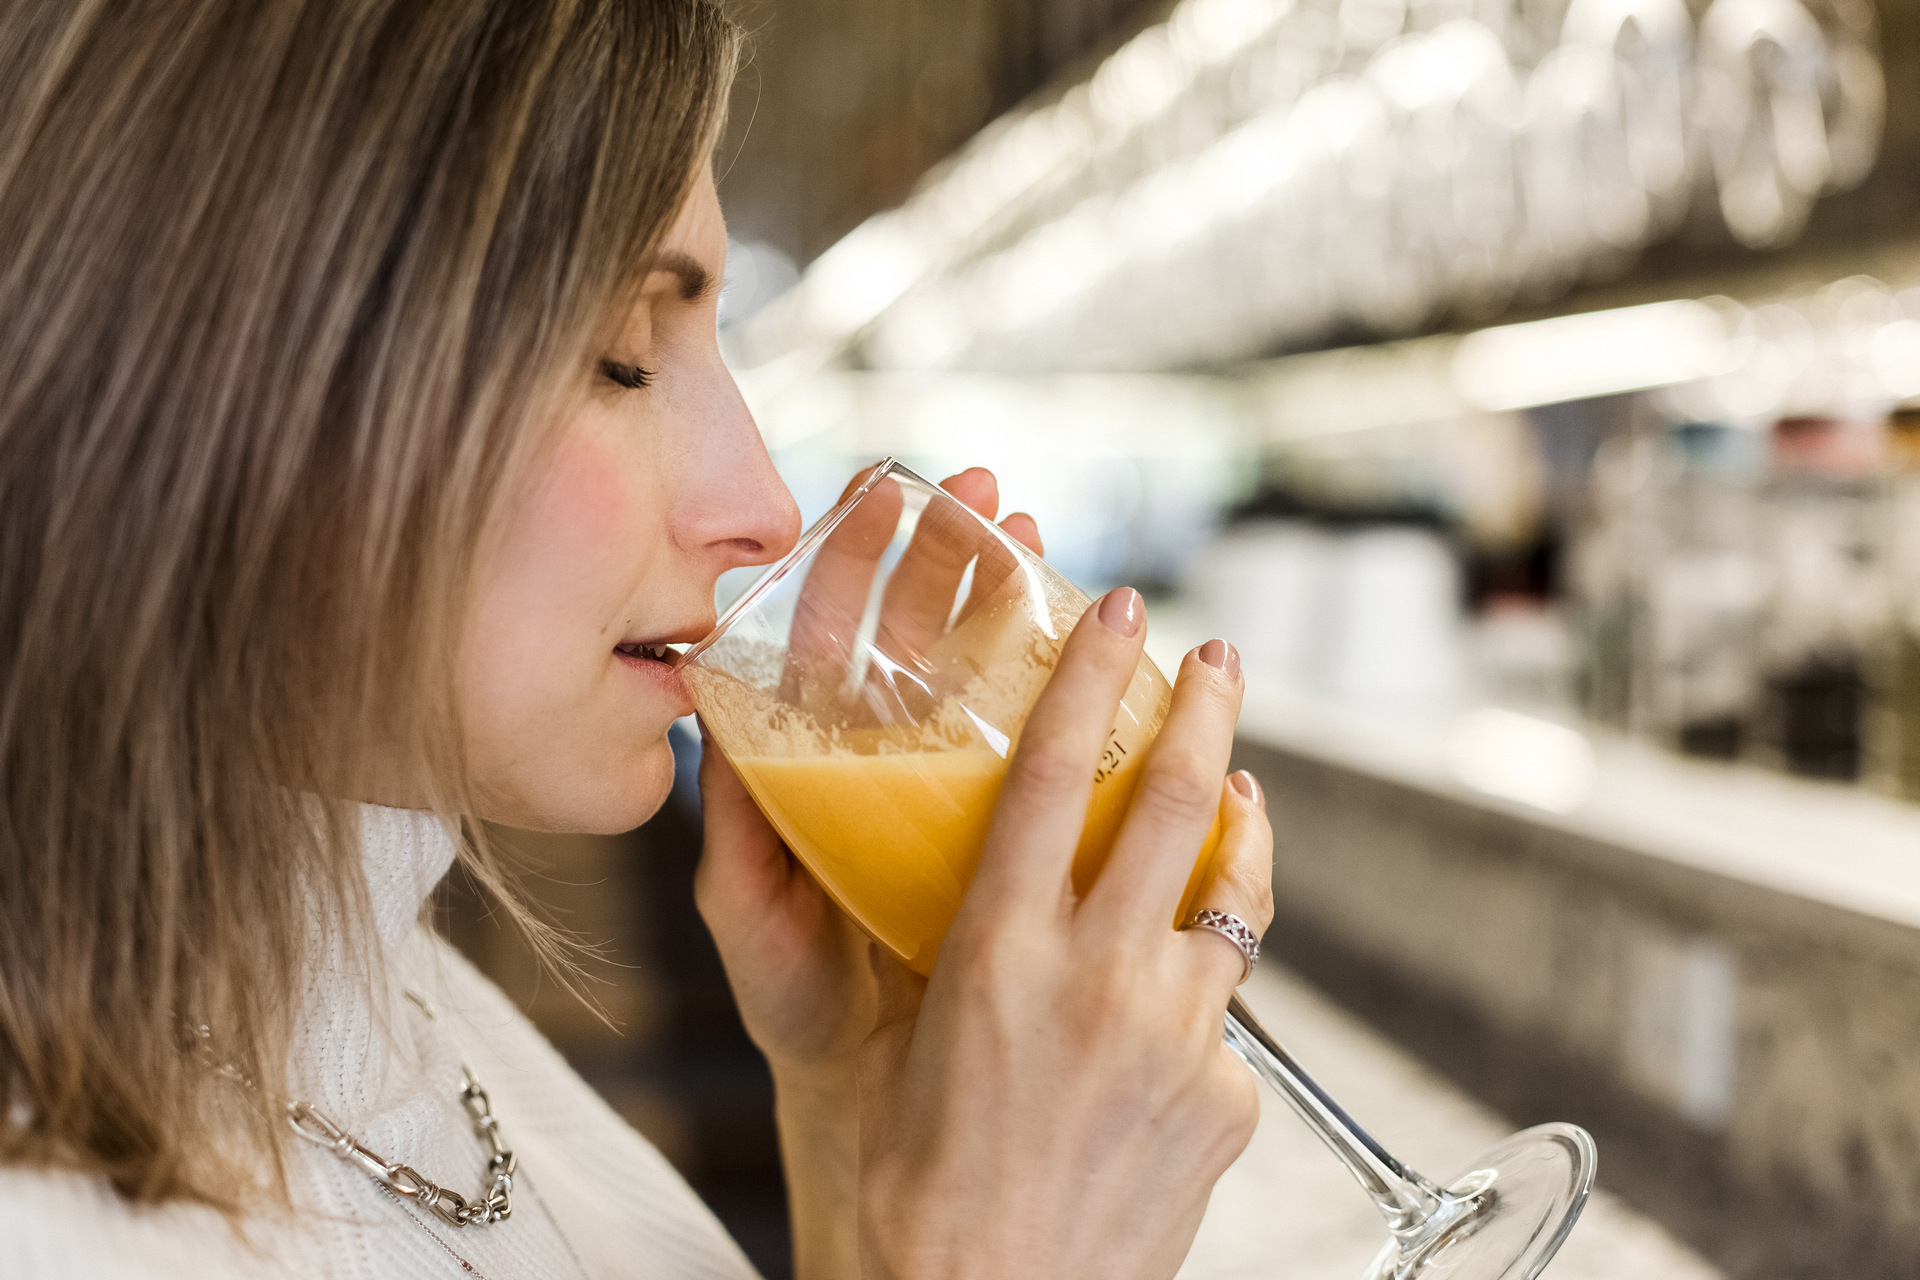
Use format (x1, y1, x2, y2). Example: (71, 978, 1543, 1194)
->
(288, 1059, 516, 1227)
(202, 991, 518, 1228)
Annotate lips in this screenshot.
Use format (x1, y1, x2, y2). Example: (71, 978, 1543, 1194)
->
(614, 641, 680, 665)
(614, 637, 695, 716)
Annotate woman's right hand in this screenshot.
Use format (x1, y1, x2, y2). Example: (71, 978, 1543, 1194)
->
(855, 587, 1276, 1280)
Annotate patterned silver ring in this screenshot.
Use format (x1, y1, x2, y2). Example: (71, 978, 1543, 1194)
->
(1182, 909, 1260, 984)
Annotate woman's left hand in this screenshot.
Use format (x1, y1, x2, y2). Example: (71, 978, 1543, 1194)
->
(693, 467, 1044, 1081)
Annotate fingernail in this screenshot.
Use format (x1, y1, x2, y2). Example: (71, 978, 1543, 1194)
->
(1098, 586, 1144, 637)
(1198, 639, 1240, 680)
(1230, 770, 1263, 808)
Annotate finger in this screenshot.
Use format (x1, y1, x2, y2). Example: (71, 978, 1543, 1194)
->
(941, 466, 998, 521)
(955, 512, 1043, 619)
(1179, 770, 1274, 996)
(693, 721, 798, 917)
(954, 587, 1147, 926)
(781, 469, 903, 714)
(1085, 640, 1243, 931)
(868, 468, 1008, 668)
(696, 721, 780, 856)
(998, 511, 1042, 557)
(871, 474, 1005, 659)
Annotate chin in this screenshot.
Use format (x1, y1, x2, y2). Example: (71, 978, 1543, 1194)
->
(482, 733, 680, 835)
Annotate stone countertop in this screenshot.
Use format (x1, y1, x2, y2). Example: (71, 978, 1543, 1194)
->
(1179, 965, 1720, 1280)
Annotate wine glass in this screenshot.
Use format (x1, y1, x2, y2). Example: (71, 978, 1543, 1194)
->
(682, 459, 1595, 1279)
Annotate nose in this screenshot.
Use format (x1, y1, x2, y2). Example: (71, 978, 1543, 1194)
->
(674, 372, 801, 571)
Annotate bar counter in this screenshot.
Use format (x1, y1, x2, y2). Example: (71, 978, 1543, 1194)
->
(1171, 646, 1920, 1279)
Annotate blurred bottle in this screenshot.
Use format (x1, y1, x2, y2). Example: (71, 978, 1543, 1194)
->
(1322, 522, 1464, 712)
(1185, 519, 1333, 690)
(1635, 421, 1767, 761)
(1186, 512, 1464, 713)
(1568, 432, 1644, 729)
(1753, 417, 1885, 781)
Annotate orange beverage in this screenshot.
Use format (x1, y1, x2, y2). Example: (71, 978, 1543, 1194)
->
(728, 746, 1219, 974)
(708, 654, 1223, 976)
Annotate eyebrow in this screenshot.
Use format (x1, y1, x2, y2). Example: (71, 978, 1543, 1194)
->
(652, 250, 716, 301)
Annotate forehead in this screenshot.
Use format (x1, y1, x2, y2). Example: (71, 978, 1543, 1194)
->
(662, 169, 725, 260)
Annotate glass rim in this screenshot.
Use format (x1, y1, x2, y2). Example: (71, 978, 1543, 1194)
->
(680, 456, 924, 667)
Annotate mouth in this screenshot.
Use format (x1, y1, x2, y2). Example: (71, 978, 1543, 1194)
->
(613, 640, 683, 667)
(613, 635, 697, 716)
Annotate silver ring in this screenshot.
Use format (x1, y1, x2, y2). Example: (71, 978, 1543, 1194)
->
(1182, 909, 1260, 984)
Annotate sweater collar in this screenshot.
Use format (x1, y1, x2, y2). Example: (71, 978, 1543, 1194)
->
(280, 804, 459, 1119)
(357, 802, 460, 952)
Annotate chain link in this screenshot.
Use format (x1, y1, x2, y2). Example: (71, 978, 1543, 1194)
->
(210, 992, 517, 1228)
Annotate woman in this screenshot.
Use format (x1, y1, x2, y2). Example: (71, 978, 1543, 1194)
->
(0, 2, 1275, 1277)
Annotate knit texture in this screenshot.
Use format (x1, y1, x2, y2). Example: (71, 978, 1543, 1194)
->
(1, 805, 763, 1280)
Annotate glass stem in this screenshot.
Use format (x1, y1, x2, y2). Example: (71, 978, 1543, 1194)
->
(1224, 994, 1445, 1237)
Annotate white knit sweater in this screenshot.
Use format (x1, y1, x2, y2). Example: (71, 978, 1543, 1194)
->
(2, 805, 763, 1280)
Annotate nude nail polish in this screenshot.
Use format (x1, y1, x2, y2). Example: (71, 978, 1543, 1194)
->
(1198, 638, 1240, 680)
(1098, 586, 1143, 637)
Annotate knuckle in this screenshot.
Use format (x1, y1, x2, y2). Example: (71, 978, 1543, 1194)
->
(1007, 743, 1090, 798)
(1137, 756, 1221, 820)
(1172, 1054, 1261, 1171)
(1223, 1071, 1261, 1144)
(1183, 659, 1238, 697)
(1249, 884, 1276, 935)
(947, 925, 1033, 1012)
(1204, 1053, 1260, 1128)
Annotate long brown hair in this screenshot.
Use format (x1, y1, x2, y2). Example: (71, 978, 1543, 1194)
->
(0, 0, 738, 1208)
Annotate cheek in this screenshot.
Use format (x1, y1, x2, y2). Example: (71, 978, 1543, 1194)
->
(465, 430, 654, 711)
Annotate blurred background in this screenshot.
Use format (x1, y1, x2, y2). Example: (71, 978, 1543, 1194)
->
(442, 1, 1920, 1276)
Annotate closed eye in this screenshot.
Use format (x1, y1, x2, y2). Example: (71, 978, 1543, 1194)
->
(600, 359, 655, 390)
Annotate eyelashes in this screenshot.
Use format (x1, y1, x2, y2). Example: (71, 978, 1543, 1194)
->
(600, 358, 655, 390)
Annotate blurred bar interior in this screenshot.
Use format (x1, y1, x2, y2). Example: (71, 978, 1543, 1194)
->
(446, 1, 1920, 1277)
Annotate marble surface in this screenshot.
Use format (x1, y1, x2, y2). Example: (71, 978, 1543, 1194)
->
(1179, 965, 1720, 1280)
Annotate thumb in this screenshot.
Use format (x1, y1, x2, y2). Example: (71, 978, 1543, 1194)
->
(696, 719, 780, 849)
(693, 719, 791, 921)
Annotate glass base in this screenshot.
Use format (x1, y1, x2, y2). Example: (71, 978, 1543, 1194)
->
(1363, 1123, 1597, 1280)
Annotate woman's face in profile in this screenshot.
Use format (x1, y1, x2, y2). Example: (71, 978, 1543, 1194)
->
(456, 170, 801, 833)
